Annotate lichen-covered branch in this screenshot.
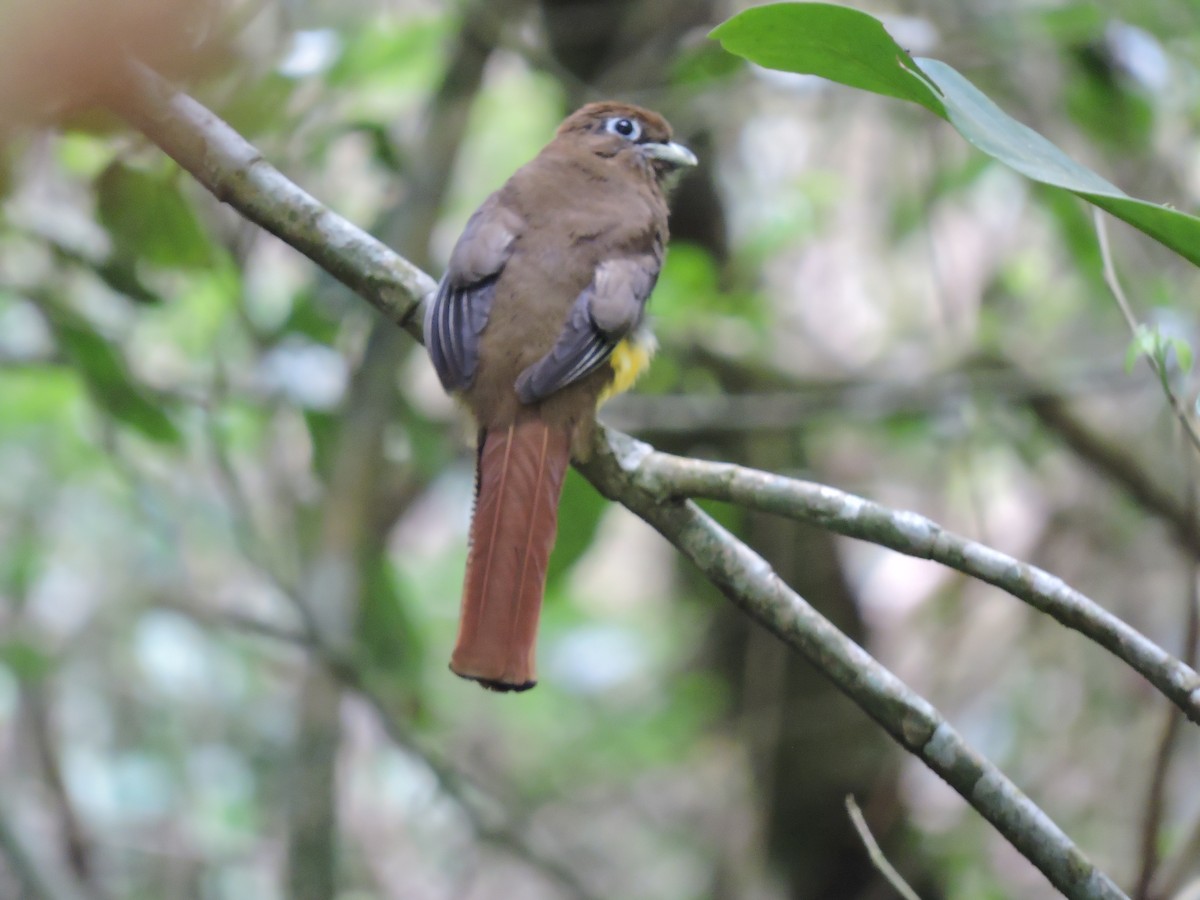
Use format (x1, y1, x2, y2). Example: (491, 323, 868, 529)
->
(576, 430, 1124, 899)
(614, 438, 1200, 725)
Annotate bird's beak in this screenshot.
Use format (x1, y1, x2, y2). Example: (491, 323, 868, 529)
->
(641, 140, 698, 170)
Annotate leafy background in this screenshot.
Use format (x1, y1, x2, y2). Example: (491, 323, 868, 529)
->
(0, 0, 1198, 898)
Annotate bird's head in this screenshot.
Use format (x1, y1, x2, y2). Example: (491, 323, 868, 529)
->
(556, 101, 697, 182)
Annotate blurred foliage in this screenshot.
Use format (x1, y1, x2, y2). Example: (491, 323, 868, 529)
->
(0, 1, 1197, 899)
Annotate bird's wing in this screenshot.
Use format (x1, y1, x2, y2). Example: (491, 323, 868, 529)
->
(515, 253, 660, 404)
(425, 195, 523, 392)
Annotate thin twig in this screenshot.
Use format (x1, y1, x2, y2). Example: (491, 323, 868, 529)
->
(845, 796, 922, 900)
(1094, 210, 1200, 454)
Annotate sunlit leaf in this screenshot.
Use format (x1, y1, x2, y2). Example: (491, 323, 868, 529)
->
(710, 3, 944, 115)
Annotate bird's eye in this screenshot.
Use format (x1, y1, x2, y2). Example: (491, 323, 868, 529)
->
(605, 116, 641, 140)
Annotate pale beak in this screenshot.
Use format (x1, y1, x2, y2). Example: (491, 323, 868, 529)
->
(641, 140, 698, 170)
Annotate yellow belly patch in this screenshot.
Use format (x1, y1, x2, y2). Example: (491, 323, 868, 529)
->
(600, 332, 656, 406)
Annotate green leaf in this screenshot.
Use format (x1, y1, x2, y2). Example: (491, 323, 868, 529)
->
(1124, 325, 1155, 374)
(0, 368, 83, 430)
(670, 42, 744, 87)
(0, 639, 53, 682)
(358, 551, 423, 687)
(546, 468, 608, 586)
(216, 72, 296, 138)
(326, 17, 448, 90)
(46, 306, 182, 445)
(95, 163, 213, 269)
(710, 3, 1200, 269)
(1169, 337, 1194, 374)
(303, 410, 339, 480)
(710, 3, 944, 116)
(94, 257, 161, 305)
(914, 59, 1200, 268)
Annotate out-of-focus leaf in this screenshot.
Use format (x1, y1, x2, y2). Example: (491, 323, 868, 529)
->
(216, 72, 296, 138)
(546, 468, 608, 586)
(1037, 3, 1107, 43)
(711, 3, 1200, 269)
(303, 410, 339, 480)
(56, 130, 117, 178)
(358, 552, 423, 687)
(1124, 324, 1157, 373)
(1121, 324, 1193, 382)
(95, 257, 161, 305)
(340, 121, 407, 174)
(1033, 185, 1105, 291)
(670, 42, 743, 87)
(890, 155, 992, 238)
(0, 144, 12, 201)
(1170, 336, 1194, 374)
(326, 17, 447, 89)
(652, 243, 764, 344)
(279, 289, 343, 345)
(0, 513, 38, 600)
(1066, 49, 1153, 151)
(95, 162, 213, 269)
(140, 261, 239, 355)
(393, 395, 454, 479)
(0, 638, 53, 682)
(0, 368, 82, 429)
(46, 306, 182, 445)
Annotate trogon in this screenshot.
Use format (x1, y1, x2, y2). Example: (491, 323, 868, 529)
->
(426, 102, 696, 691)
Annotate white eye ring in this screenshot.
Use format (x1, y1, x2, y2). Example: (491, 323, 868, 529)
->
(604, 116, 641, 140)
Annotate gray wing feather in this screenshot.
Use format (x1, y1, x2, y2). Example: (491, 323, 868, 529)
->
(515, 255, 659, 405)
(424, 196, 521, 392)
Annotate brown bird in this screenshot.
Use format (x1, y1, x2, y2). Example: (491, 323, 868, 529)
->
(426, 102, 696, 691)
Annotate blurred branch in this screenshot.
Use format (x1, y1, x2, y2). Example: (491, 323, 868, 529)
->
(1023, 387, 1200, 556)
(844, 795, 921, 900)
(107, 62, 1144, 900)
(1134, 465, 1200, 900)
(23, 686, 103, 899)
(603, 361, 1149, 435)
(0, 798, 91, 900)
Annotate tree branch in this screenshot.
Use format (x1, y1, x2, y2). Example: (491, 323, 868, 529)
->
(104, 61, 1160, 899)
(601, 435, 1200, 725)
(105, 60, 436, 342)
(576, 429, 1124, 898)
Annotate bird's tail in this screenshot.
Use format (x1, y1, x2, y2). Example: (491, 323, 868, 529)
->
(450, 417, 571, 691)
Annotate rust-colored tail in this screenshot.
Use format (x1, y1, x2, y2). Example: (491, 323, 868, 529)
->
(450, 417, 571, 691)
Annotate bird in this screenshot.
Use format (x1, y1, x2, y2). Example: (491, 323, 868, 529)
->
(425, 101, 696, 692)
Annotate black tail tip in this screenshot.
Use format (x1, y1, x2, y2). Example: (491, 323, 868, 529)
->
(450, 666, 537, 693)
